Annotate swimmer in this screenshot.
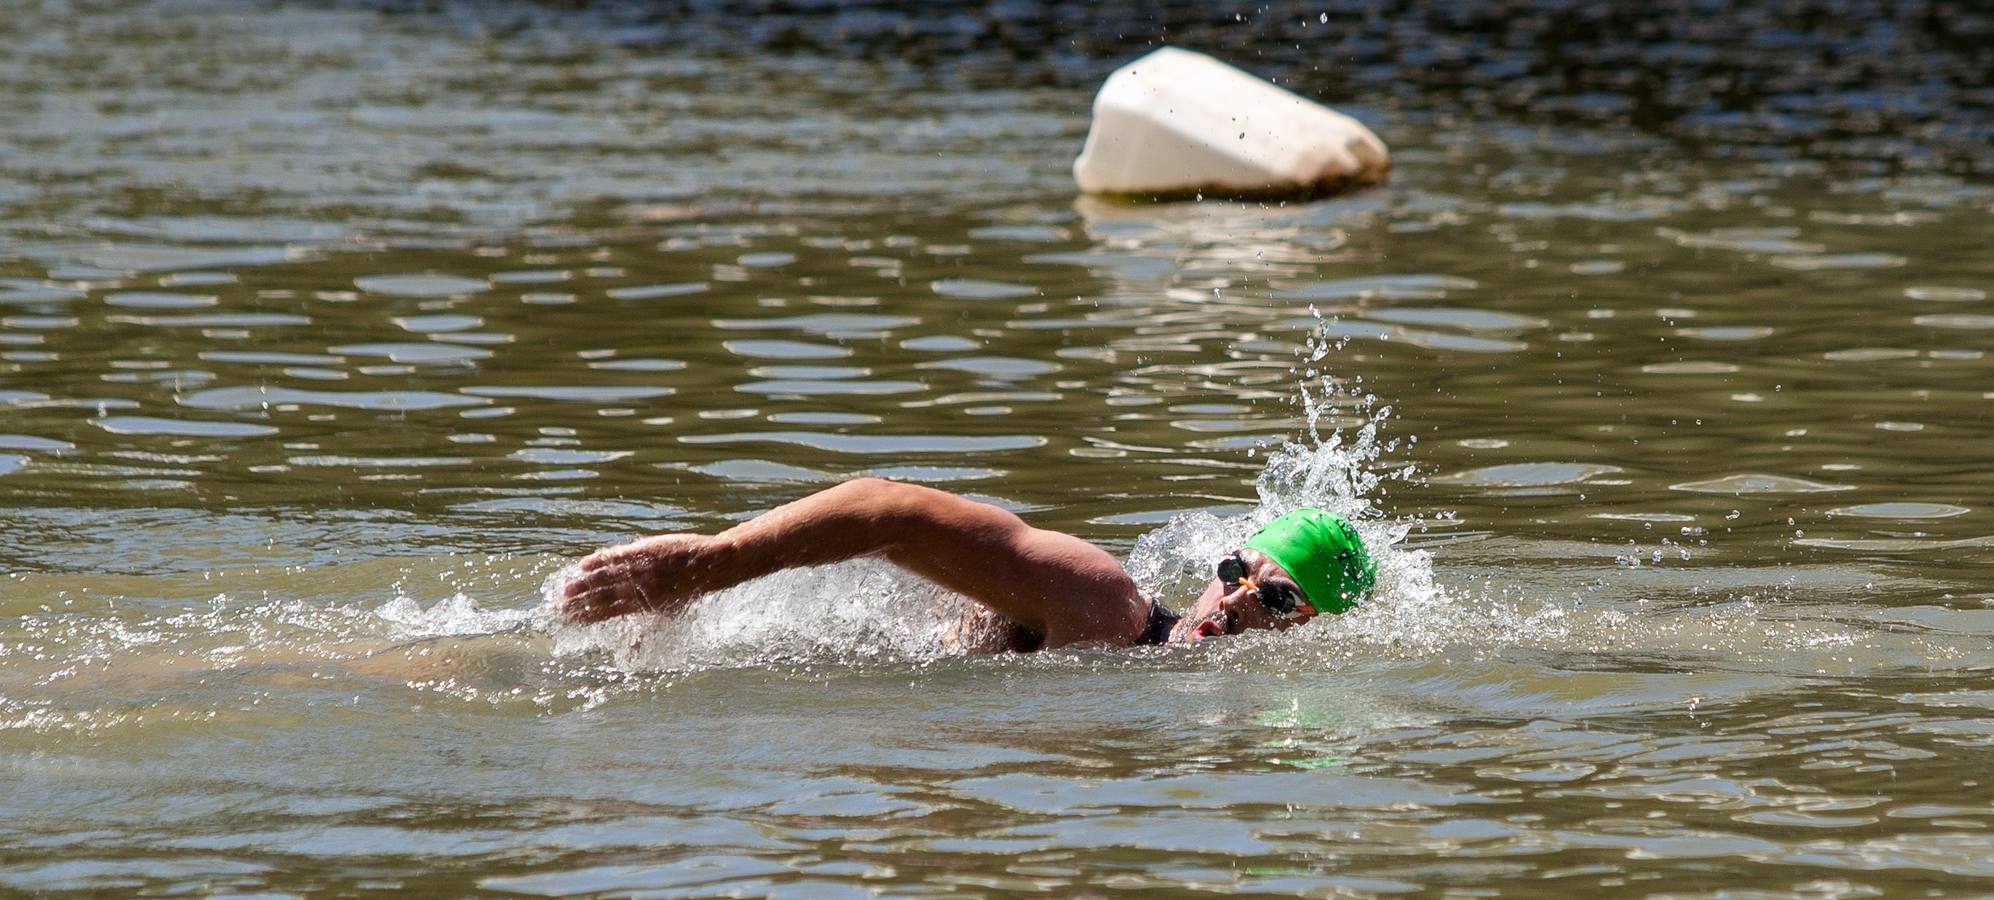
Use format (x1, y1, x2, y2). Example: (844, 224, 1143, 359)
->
(559, 477, 1373, 651)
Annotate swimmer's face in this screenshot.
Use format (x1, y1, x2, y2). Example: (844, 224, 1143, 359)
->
(1168, 547, 1318, 642)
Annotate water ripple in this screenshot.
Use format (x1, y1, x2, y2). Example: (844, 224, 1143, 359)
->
(1433, 462, 1622, 488)
(354, 274, 489, 297)
(1826, 503, 1971, 520)
(1670, 474, 1856, 494)
(329, 342, 491, 364)
(1913, 314, 1994, 330)
(460, 386, 673, 402)
(180, 386, 486, 412)
(607, 282, 709, 300)
(93, 416, 279, 438)
(680, 432, 1044, 454)
(1905, 286, 1986, 302)
(712, 313, 920, 338)
(105, 292, 218, 309)
(722, 340, 851, 360)
(1275, 274, 1477, 302)
(931, 278, 1039, 300)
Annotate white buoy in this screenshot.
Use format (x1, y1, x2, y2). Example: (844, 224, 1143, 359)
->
(1072, 47, 1389, 200)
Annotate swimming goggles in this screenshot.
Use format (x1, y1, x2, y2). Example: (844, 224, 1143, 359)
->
(1215, 552, 1308, 619)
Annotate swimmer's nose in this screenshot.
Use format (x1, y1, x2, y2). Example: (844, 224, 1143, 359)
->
(1218, 582, 1257, 609)
(1213, 584, 1260, 622)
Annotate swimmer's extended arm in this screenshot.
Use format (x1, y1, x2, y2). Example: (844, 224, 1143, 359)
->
(558, 477, 1149, 647)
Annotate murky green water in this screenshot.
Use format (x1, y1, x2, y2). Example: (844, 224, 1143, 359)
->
(3, 1, 1992, 895)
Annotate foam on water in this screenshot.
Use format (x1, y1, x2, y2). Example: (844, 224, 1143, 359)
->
(545, 559, 955, 672)
(0, 552, 577, 733)
(374, 591, 541, 639)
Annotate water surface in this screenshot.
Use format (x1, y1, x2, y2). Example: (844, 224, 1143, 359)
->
(2, 1, 1992, 895)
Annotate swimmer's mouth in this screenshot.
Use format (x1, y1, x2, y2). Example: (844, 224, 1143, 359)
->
(1190, 610, 1234, 640)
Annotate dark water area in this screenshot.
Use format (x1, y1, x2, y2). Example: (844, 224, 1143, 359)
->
(2, 0, 1992, 895)
(375, 0, 1994, 173)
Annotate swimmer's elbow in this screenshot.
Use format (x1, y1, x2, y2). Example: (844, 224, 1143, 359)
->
(837, 476, 936, 522)
(843, 477, 1018, 541)
(836, 477, 926, 536)
(825, 475, 898, 510)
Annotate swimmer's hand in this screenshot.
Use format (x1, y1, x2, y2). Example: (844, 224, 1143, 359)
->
(560, 534, 723, 624)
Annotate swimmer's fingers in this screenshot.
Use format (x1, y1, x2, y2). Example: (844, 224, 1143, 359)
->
(577, 534, 699, 575)
(559, 534, 720, 625)
(559, 561, 654, 624)
(561, 535, 704, 624)
(574, 543, 627, 575)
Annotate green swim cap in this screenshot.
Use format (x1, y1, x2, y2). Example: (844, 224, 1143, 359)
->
(1241, 508, 1375, 614)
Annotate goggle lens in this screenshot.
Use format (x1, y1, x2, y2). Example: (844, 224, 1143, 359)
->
(1215, 555, 1246, 585)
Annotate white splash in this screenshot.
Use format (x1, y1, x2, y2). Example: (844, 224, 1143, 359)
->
(1127, 354, 1427, 617)
(545, 558, 958, 672)
(375, 591, 540, 639)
